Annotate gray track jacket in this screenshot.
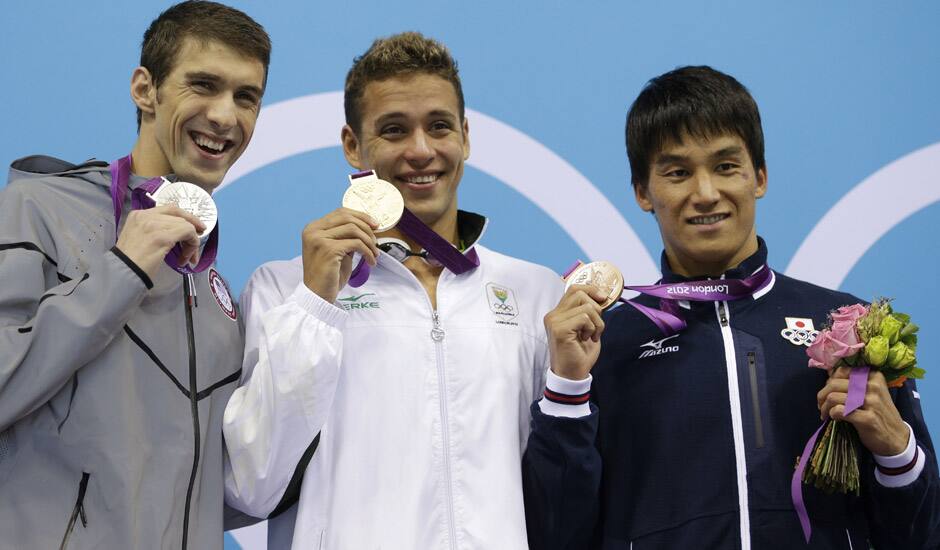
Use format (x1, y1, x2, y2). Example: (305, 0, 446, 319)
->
(0, 156, 244, 549)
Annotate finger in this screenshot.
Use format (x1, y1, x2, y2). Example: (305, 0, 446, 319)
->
(555, 288, 606, 315)
(323, 222, 379, 248)
(553, 314, 597, 343)
(332, 208, 380, 231)
(310, 220, 379, 257)
(831, 366, 852, 380)
(817, 379, 849, 407)
(332, 238, 378, 267)
(554, 304, 605, 341)
(562, 284, 608, 307)
(821, 391, 846, 421)
(155, 205, 208, 235)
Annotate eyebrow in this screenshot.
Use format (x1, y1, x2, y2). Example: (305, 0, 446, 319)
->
(374, 109, 459, 126)
(711, 145, 745, 159)
(184, 71, 263, 97)
(654, 145, 746, 167)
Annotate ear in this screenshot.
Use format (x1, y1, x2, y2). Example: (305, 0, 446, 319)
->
(461, 117, 471, 160)
(341, 125, 363, 169)
(634, 181, 654, 213)
(130, 67, 157, 116)
(755, 166, 768, 199)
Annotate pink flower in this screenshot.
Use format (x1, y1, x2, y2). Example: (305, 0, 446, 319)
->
(807, 327, 865, 370)
(830, 318, 863, 350)
(830, 304, 868, 324)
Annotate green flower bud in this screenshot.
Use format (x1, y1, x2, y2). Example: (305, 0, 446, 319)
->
(887, 341, 917, 371)
(880, 315, 904, 345)
(864, 335, 890, 367)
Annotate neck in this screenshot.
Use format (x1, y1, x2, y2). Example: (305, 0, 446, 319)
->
(379, 210, 459, 253)
(129, 131, 171, 179)
(666, 235, 759, 279)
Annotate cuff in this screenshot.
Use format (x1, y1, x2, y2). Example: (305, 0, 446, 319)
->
(288, 282, 347, 329)
(110, 246, 153, 289)
(874, 422, 925, 488)
(537, 369, 592, 418)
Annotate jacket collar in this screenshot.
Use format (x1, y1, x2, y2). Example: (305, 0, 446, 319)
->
(659, 236, 769, 284)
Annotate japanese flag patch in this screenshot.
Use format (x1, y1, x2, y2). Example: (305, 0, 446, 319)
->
(780, 317, 818, 346)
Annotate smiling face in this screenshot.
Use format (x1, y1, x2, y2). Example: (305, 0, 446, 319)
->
(635, 133, 767, 277)
(131, 37, 265, 192)
(341, 72, 470, 241)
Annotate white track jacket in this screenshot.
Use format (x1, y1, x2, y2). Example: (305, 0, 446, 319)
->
(224, 223, 562, 549)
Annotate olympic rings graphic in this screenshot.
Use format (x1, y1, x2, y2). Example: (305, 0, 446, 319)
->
(780, 328, 819, 347)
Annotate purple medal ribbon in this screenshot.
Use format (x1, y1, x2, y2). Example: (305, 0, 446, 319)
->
(564, 262, 773, 336)
(347, 170, 479, 287)
(791, 365, 870, 543)
(109, 155, 218, 274)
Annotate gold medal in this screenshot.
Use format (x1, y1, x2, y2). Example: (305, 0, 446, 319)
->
(342, 172, 404, 232)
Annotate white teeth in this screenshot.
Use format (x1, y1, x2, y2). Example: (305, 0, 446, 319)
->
(193, 133, 226, 152)
(689, 214, 727, 225)
(404, 175, 437, 184)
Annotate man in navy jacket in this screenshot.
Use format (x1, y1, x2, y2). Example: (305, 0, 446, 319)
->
(523, 66, 940, 549)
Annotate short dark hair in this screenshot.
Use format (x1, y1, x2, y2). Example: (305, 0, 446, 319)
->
(137, 0, 271, 129)
(344, 32, 464, 135)
(626, 65, 765, 187)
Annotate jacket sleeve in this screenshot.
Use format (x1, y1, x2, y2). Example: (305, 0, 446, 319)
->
(223, 264, 346, 517)
(522, 399, 602, 550)
(0, 180, 150, 432)
(865, 379, 940, 549)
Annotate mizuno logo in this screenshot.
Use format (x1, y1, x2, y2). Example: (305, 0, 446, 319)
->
(338, 293, 375, 302)
(638, 334, 680, 359)
(640, 334, 680, 350)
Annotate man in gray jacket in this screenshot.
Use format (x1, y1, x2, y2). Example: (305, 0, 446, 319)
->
(0, 2, 270, 548)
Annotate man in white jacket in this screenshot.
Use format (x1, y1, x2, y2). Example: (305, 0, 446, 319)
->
(223, 32, 563, 549)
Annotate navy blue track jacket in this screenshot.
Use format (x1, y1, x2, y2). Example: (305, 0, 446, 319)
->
(522, 241, 940, 549)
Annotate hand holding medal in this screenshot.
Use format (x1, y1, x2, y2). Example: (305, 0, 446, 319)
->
(543, 261, 623, 381)
(110, 155, 219, 278)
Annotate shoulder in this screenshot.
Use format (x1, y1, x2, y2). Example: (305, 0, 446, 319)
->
(240, 256, 304, 306)
(770, 271, 863, 309)
(475, 245, 562, 288)
(474, 245, 564, 307)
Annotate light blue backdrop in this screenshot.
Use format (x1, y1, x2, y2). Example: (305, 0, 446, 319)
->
(2, 2, 938, 548)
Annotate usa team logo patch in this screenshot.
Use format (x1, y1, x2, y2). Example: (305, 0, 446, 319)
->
(208, 268, 237, 321)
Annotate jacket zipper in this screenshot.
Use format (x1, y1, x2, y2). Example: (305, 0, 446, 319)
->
(59, 472, 90, 550)
(181, 273, 201, 550)
(431, 309, 458, 550)
(715, 300, 751, 550)
(746, 351, 765, 448)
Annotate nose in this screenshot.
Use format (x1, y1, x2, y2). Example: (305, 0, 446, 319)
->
(403, 129, 434, 166)
(691, 171, 720, 209)
(206, 96, 237, 131)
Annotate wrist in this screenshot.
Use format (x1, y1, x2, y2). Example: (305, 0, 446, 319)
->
(550, 365, 591, 382)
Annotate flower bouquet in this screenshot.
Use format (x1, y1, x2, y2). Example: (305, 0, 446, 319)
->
(801, 299, 922, 494)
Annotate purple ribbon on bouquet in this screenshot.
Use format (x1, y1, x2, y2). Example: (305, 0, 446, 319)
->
(347, 171, 479, 287)
(564, 263, 774, 336)
(791, 365, 870, 544)
(109, 155, 218, 274)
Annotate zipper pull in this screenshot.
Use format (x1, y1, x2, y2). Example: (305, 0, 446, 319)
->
(718, 301, 728, 326)
(431, 310, 445, 341)
(186, 273, 198, 308)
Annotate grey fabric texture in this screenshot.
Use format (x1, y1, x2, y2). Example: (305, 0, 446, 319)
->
(0, 156, 245, 549)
